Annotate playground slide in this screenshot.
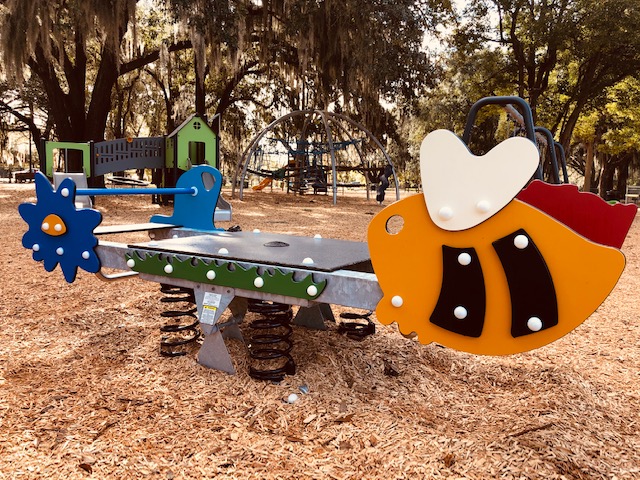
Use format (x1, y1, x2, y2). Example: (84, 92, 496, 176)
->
(252, 178, 272, 191)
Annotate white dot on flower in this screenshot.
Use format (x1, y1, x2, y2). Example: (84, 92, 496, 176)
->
(307, 285, 318, 297)
(206, 270, 216, 280)
(254, 277, 264, 288)
(32, 244, 40, 252)
(60, 188, 70, 198)
(126, 258, 136, 268)
(82, 251, 90, 260)
(514, 234, 529, 249)
(391, 295, 403, 307)
(56, 247, 64, 256)
(54, 224, 62, 232)
(454, 306, 468, 320)
(253, 229, 261, 234)
(438, 206, 454, 221)
(41, 222, 49, 231)
(218, 247, 229, 255)
(527, 317, 543, 332)
(314, 234, 322, 239)
(302, 257, 314, 265)
(164, 264, 173, 274)
(458, 253, 472, 266)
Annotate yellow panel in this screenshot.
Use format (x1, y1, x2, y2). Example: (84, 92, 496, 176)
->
(367, 194, 625, 355)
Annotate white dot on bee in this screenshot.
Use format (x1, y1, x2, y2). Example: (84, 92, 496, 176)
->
(82, 251, 90, 260)
(458, 253, 472, 266)
(454, 306, 468, 319)
(527, 317, 543, 332)
(41, 222, 49, 231)
(164, 264, 173, 274)
(514, 234, 529, 249)
(438, 206, 453, 221)
(54, 224, 62, 232)
(56, 247, 64, 256)
(476, 200, 491, 213)
(60, 188, 70, 198)
(391, 295, 403, 307)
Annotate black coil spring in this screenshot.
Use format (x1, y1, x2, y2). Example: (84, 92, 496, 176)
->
(159, 284, 200, 357)
(247, 300, 296, 382)
(338, 311, 376, 341)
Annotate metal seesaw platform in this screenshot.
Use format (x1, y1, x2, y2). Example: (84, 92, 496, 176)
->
(96, 229, 382, 373)
(131, 230, 373, 272)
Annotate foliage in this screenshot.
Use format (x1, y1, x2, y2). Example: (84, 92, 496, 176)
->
(448, 0, 640, 147)
(0, 0, 448, 176)
(400, 0, 640, 192)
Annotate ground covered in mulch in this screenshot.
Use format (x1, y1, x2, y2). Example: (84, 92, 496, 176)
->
(1, 181, 639, 479)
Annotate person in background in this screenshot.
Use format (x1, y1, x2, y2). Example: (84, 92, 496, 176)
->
(376, 163, 394, 205)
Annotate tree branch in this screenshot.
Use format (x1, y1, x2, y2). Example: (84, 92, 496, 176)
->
(119, 40, 193, 75)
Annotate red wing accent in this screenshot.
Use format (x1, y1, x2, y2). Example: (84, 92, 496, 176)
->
(517, 180, 637, 249)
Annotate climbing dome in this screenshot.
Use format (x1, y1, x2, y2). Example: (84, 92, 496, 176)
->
(232, 110, 399, 205)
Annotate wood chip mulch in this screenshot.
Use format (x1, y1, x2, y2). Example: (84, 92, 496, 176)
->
(1, 182, 639, 479)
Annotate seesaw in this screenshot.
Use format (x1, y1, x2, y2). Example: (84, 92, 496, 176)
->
(19, 98, 637, 374)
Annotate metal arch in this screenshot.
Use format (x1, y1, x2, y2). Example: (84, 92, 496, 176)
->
(325, 115, 373, 200)
(317, 111, 339, 204)
(329, 112, 400, 201)
(233, 109, 317, 199)
(235, 109, 400, 203)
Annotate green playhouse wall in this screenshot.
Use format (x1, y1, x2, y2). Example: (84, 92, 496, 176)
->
(166, 117, 218, 170)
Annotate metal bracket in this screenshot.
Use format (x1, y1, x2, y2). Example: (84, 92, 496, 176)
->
(95, 271, 139, 282)
(193, 287, 247, 373)
(293, 303, 334, 330)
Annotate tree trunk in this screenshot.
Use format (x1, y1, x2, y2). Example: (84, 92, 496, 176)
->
(599, 153, 615, 198)
(615, 154, 630, 200)
(584, 140, 594, 192)
(195, 55, 206, 119)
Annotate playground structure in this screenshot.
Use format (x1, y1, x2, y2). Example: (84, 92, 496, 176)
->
(18, 97, 636, 375)
(233, 110, 400, 205)
(40, 114, 232, 221)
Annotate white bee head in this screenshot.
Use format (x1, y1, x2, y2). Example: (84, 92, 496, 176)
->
(420, 129, 539, 231)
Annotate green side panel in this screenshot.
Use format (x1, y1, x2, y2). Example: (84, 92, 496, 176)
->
(44, 141, 91, 177)
(126, 251, 326, 301)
